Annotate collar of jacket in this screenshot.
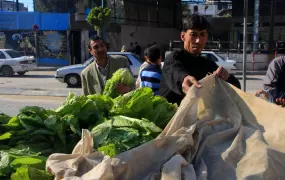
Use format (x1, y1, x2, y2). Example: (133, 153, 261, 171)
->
(94, 56, 109, 70)
(183, 49, 202, 57)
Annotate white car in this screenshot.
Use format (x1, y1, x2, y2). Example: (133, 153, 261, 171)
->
(0, 49, 37, 76)
(55, 52, 143, 87)
(200, 51, 236, 73)
(163, 50, 236, 73)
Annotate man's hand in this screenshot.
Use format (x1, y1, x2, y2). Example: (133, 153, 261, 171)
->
(115, 83, 131, 94)
(276, 98, 285, 107)
(182, 75, 202, 94)
(214, 67, 229, 81)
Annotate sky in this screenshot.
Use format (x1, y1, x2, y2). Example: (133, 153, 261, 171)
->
(19, 0, 34, 11)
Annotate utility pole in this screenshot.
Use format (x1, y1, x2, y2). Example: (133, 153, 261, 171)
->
(16, 0, 19, 11)
(268, 0, 276, 53)
(102, 0, 104, 8)
(242, 0, 248, 92)
(33, 0, 35, 12)
(253, 0, 260, 53)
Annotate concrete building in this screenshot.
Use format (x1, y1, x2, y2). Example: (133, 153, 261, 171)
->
(71, 0, 182, 64)
(185, 0, 231, 17)
(0, 0, 28, 12)
(230, 0, 285, 52)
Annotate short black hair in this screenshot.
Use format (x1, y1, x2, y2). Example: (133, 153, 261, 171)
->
(182, 14, 210, 32)
(144, 45, 160, 63)
(88, 35, 102, 49)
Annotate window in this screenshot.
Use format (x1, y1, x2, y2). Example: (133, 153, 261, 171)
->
(0, 51, 6, 59)
(217, 54, 226, 61)
(121, 55, 132, 65)
(208, 54, 218, 62)
(5, 50, 22, 58)
(202, 53, 218, 62)
(83, 57, 94, 66)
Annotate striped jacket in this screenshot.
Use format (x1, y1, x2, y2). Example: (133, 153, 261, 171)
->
(140, 63, 162, 95)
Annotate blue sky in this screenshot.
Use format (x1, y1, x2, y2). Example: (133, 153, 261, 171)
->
(19, 0, 34, 11)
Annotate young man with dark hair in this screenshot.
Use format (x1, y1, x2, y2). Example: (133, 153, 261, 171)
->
(159, 14, 240, 104)
(139, 46, 162, 95)
(81, 35, 131, 95)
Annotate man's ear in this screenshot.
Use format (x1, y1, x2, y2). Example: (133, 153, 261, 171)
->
(181, 31, 185, 41)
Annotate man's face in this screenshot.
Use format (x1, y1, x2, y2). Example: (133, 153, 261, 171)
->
(181, 29, 208, 55)
(88, 40, 107, 60)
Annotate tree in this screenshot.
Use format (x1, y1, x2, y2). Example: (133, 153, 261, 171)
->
(182, 3, 191, 19)
(86, 7, 111, 38)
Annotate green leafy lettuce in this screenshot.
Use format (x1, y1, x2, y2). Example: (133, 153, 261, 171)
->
(92, 115, 162, 157)
(103, 68, 135, 98)
(0, 148, 47, 178)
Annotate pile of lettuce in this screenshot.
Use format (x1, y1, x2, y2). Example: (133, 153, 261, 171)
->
(103, 68, 135, 98)
(92, 115, 162, 157)
(0, 87, 177, 179)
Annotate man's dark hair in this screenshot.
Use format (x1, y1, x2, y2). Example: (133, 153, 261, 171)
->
(182, 14, 210, 32)
(144, 45, 160, 63)
(88, 35, 102, 49)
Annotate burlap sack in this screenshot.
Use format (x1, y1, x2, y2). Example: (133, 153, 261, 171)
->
(46, 75, 285, 180)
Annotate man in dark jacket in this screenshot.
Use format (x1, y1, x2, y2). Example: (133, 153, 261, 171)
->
(263, 56, 285, 106)
(159, 14, 240, 104)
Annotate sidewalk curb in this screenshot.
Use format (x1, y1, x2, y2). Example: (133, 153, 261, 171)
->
(233, 71, 266, 76)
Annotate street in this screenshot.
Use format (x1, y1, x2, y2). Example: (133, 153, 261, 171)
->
(0, 71, 82, 96)
(0, 95, 65, 116)
(0, 71, 265, 116)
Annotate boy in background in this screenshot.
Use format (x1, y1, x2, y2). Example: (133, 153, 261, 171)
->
(140, 46, 162, 95)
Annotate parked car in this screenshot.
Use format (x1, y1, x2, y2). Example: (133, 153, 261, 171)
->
(200, 51, 236, 73)
(55, 52, 143, 87)
(0, 49, 36, 77)
(163, 50, 236, 73)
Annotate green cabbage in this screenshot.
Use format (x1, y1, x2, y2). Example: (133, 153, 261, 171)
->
(92, 115, 162, 157)
(103, 68, 135, 98)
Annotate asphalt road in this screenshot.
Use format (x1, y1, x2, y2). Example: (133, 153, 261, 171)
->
(0, 71, 82, 96)
(0, 95, 65, 116)
(0, 71, 265, 116)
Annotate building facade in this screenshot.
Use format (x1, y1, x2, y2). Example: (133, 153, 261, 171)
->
(0, 0, 28, 12)
(0, 12, 70, 66)
(231, 0, 285, 52)
(71, 0, 182, 64)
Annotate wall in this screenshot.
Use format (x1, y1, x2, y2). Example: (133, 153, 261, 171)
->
(0, 12, 69, 31)
(0, 12, 69, 66)
(120, 25, 180, 51)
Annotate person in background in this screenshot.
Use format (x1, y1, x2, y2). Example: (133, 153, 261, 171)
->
(81, 35, 131, 95)
(134, 42, 141, 56)
(121, 45, 127, 52)
(140, 45, 162, 95)
(135, 47, 152, 88)
(128, 42, 134, 52)
(159, 14, 240, 105)
(260, 56, 285, 106)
